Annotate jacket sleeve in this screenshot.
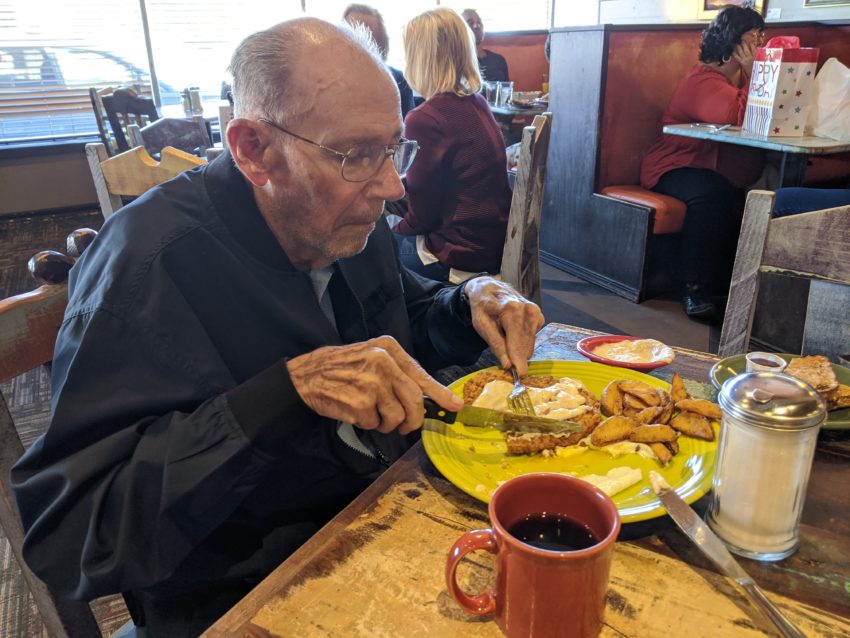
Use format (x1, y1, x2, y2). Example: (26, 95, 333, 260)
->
(11, 306, 316, 600)
(399, 264, 487, 371)
(393, 108, 449, 236)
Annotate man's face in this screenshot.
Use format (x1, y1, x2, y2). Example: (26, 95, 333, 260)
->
(258, 49, 405, 270)
(462, 10, 484, 46)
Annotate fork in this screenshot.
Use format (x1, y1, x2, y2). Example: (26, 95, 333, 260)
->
(508, 368, 536, 416)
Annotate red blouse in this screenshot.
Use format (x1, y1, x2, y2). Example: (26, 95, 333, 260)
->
(641, 64, 763, 190)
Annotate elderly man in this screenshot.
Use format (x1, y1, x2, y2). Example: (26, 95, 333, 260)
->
(462, 8, 510, 82)
(12, 18, 542, 637)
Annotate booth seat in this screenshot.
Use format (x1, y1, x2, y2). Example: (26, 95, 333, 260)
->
(542, 22, 850, 302)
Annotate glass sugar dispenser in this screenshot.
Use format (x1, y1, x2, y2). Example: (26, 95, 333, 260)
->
(707, 372, 826, 561)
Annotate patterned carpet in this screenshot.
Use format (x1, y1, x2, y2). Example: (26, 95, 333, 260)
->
(1, 210, 131, 637)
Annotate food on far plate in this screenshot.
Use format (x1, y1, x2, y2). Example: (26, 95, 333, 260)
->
(783, 355, 850, 411)
(591, 338, 675, 365)
(462, 369, 720, 464)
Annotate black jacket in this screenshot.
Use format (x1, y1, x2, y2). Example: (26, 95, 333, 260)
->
(12, 152, 485, 634)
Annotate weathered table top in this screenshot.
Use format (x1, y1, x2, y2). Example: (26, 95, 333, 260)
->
(662, 124, 850, 155)
(204, 323, 850, 638)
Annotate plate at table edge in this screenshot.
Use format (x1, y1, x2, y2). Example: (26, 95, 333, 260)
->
(710, 354, 850, 429)
(576, 335, 672, 372)
(422, 360, 718, 523)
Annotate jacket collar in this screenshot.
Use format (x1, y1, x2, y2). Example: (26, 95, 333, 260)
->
(204, 150, 297, 272)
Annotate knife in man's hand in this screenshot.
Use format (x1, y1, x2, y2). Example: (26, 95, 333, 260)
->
(423, 397, 583, 435)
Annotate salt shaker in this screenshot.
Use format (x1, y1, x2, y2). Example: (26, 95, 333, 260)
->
(181, 88, 192, 115)
(707, 372, 826, 561)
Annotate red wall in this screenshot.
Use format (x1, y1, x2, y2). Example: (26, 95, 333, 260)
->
(482, 32, 549, 92)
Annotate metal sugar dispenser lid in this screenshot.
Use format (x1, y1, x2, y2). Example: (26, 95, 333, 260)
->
(719, 372, 826, 430)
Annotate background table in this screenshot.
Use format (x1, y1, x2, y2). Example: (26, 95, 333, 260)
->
(662, 124, 850, 188)
(491, 103, 548, 146)
(204, 324, 850, 638)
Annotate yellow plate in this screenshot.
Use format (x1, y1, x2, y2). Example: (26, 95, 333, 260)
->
(422, 360, 718, 524)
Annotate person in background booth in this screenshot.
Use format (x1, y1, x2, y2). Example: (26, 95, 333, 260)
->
(461, 8, 509, 82)
(641, 5, 765, 322)
(773, 183, 850, 217)
(392, 7, 513, 282)
(12, 18, 543, 637)
(343, 3, 415, 118)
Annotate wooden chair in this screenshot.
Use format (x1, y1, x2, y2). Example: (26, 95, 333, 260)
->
(718, 190, 850, 360)
(0, 241, 108, 637)
(128, 116, 211, 158)
(102, 88, 159, 153)
(449, 112, 552, 306)
(89, 86, 117, 156)
(86, 143, 206, 219)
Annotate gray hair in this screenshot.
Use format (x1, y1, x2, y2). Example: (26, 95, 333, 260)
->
(228, 17, 385, 125)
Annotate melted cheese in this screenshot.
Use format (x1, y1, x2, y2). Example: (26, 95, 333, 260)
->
(573, 467, 642, 497)
(592, 339, 674, 364)
(471, 377, 591, 420)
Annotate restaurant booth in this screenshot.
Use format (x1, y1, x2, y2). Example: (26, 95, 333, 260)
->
(542, 21, 850, 305)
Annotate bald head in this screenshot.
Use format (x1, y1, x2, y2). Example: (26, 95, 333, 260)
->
(229, 17, 389, 126)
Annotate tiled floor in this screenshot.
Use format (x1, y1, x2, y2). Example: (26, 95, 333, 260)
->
(539, 262, 719, 354)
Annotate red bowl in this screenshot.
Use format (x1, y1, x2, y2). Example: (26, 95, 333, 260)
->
(576, 335, 673, 372)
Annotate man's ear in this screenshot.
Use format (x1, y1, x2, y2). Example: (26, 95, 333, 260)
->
(227, 118, 274, 187)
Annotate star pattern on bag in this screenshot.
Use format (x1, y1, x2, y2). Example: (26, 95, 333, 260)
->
(796, 90, 803, 97)
(779, 104, 784, 109)
(774, 127, 780, 133)
(787, 67, 795, 74)
(795, 106, 801, 113)
(782, 89, 788, 95)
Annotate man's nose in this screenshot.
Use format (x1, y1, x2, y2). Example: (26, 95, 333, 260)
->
(369, 157, 405, 202)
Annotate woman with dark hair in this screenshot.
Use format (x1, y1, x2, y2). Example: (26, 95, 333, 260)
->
(641, 5, 765, 321)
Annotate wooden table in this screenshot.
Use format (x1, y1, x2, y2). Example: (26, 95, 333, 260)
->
(204, 324, 850, 638)
(662, 124, 850, 188)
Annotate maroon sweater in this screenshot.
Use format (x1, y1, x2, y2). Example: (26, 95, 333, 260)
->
(393, 92, 512, 273)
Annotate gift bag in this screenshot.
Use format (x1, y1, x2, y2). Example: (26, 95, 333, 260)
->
(743, 36, 820, 137)
(806, 57, 850, 142)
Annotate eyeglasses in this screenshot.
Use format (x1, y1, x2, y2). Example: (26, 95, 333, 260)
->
(258, 118, 419, 183)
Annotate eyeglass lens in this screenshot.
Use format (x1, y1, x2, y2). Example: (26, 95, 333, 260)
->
(341, 141, 418, 182)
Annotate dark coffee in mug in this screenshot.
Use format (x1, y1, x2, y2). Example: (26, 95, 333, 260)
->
(508, 513, 598, 552)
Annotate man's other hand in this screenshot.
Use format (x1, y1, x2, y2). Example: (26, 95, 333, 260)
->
(464, 277, 545, 376)
(287, 336, 463, 435)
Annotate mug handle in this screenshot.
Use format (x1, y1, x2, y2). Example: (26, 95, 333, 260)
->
(445, 529, 498, 615)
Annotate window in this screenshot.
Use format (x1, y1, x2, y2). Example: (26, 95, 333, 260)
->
(0, 0, 552, 145)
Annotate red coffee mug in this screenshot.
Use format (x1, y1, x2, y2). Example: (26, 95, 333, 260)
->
(446, 473, 620, 638)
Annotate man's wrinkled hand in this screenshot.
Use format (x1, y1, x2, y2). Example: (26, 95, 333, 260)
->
(464, 277, 545, 376)
(286, 336, 463, 435)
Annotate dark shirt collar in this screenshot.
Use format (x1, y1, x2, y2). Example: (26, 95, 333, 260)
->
(204, 150, 297, 272)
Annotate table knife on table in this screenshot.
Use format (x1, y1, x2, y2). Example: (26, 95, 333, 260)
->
(649, 471, 807, 638)
(423, 397, 582, 435)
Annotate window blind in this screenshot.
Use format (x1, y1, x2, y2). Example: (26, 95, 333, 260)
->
(0, 0, 552, 145)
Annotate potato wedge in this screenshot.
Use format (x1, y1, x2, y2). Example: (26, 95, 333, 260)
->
(635, 406, 665, 425)
(670, 372, 688, 403)
(590, 415, 637, 446)
(650, 442, 673, 466)
(665, 438, 679, 455)
(629, 424, 678, 443)
(657, 400, 674, 425)
(600, 381, 624, 416)
(675, 399, 722, 421)
(623, 392, 649, 411)
(619, 380, 661, 406)
(671, 412, 714, 441)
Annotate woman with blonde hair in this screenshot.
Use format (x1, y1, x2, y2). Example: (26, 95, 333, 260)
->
(391, 7, 511, 281)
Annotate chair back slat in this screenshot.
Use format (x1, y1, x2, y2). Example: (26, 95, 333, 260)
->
(86, 143, 205, 219)
(500, 112, 552, 306)
(102, 88, 159, 153)
(128, 116, 211, 157)
(719, 193, 850, 359)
